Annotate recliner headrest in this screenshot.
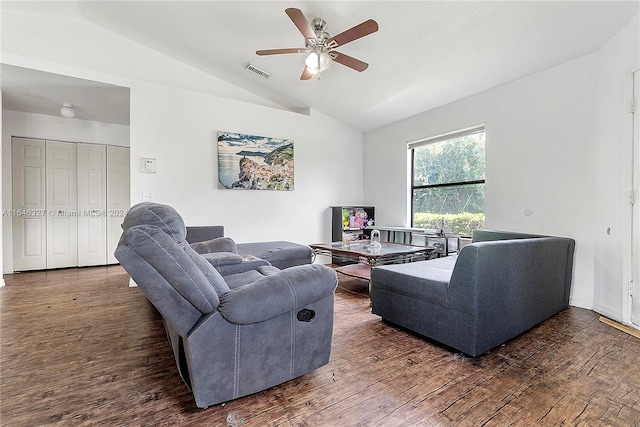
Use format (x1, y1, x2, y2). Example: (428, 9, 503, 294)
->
(122, 202, 186, 243)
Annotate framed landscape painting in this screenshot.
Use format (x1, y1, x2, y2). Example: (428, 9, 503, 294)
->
(217, 131, 294, 190)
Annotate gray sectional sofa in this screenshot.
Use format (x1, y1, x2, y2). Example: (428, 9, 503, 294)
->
(186, 225, 313, 274)
(370, 230, 575, 357)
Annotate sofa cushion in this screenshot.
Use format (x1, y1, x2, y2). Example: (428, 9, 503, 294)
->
(236, 241, 312, 269)
(371, 256, 457, 308)
(186, 225, 225, 243)
(190, 237, 238, 254)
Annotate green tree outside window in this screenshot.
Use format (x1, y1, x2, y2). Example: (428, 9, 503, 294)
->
(411, 129, 485, 237)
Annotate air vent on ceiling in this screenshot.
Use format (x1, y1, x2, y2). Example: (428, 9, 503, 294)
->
(246, 64, 271, 79)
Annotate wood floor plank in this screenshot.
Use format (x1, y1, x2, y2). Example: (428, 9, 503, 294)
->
(2, 265, 639, 426)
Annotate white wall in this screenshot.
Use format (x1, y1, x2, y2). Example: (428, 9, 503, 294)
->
(365, 14, 639, 317)
(129, 80, 363, 244)
(1, 8, 364, 272)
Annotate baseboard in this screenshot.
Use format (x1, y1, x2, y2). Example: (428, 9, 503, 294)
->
(569, 297, 593, 310)
(599, 316, 640, 339)
(129, 277, 138, 287)
(0, 278, 4, 288)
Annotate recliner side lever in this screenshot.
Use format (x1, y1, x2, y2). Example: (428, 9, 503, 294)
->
(297, 309, 315, 322)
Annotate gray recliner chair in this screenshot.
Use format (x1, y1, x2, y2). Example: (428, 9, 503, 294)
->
(115, 202, 337, 408)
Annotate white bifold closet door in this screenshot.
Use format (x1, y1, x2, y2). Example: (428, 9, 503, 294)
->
(77, 143, 107, 267)
(46, 141, 78, 268)
(12, 138, 47, 270)
(106, 146, 130, 264)
(11, 138, 130, 271)
(12, 139, 79, 270)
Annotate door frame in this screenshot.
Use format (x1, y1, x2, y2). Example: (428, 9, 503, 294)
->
(630, 69, 640, 329)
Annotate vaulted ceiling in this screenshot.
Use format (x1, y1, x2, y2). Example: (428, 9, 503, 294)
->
(2, 1, 638, 132)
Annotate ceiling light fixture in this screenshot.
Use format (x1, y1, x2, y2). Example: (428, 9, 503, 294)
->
(256, 8, 378, 81)
(305, 50, 333, 75)
(60, 103, 75, 118)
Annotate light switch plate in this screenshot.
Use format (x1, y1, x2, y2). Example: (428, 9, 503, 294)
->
(141, 157, 156, 173)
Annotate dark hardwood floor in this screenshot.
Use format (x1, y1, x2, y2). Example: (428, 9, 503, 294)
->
(1, 265, 639, 426)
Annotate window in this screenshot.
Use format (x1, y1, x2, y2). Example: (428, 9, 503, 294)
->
(409, 125, 485, 237)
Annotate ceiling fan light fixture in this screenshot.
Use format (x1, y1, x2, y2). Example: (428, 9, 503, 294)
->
(305, 51, 332, 73)
(256, 8, 378, 81)
(60, 103, 75, 118)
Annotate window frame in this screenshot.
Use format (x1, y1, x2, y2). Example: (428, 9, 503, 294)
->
(408, 125, 486, 228)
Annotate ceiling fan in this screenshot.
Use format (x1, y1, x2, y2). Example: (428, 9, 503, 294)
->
(256, 8, 379, 80)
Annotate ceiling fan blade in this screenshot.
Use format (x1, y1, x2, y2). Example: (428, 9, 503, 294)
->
(300, 67, 314, 80)
(285, 8, 315, 40)
(256, 48, 307, 56)
(326, 19, 378, 48)
(331, 51, 369, 72)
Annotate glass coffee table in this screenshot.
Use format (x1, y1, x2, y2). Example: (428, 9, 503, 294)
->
(310, 241, 435, 281)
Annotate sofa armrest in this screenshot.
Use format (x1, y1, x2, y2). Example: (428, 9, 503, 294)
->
(217, 264, 337, 324)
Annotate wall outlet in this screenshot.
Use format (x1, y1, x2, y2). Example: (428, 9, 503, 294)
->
(142, 191, 152, 201)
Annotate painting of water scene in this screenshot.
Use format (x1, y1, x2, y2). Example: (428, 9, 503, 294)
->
(218, 131, 294, 190)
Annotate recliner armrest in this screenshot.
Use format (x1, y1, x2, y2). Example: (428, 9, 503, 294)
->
(200, 251, 243, 265)
(217, 264, 337, 324)
(217, 256, 272, 277)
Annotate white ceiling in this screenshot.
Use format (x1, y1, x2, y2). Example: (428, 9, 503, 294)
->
(1, 1, 638, 132)
(1, 64, 131, 125)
